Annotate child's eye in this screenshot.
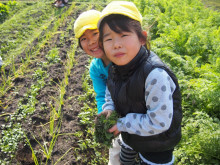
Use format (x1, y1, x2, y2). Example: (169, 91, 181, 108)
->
(122, 34, 128, 37)
(104, 38, 112, 42)
(80, 38, 86, 42)
(93, 32, 99, 36)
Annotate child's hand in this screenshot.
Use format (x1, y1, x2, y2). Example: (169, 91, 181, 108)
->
(109, 124, 120, 136)
(97, 109, 113, 118)
(95, 110, 113, 124)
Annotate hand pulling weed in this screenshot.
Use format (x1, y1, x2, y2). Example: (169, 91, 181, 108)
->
(95, 111, 119, 147)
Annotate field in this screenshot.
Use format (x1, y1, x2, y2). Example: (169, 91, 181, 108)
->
(202, 0, 220, 10)
(0, 0, 219, 164)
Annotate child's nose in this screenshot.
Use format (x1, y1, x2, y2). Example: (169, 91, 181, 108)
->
(88, 38, 96, 45)
(113, 39, 122, 49)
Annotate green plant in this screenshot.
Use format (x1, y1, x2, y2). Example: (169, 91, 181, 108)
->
(76, 65, 109, 164)
(0, 68, 13, 97)
(46, 48, 60, 64)
(7, 0, 17, 9)
(94, 111, 119, 147)
(31, 120, 61, 165)
(0, 3, 9, 23)
(174, 111, 220, 164)
(25, 134, 39, 165)
(0, 123, 24, 155)
(0, 60, 48, 161)
(33, 68, 47, 80)
(49, 105, 58, 136)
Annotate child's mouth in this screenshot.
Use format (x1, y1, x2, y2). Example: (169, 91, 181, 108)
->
(91, 47, 100, 52)
(114, 52, 125, 58)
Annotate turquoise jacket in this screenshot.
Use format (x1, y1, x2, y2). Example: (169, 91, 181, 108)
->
(89, 58, 111, 114)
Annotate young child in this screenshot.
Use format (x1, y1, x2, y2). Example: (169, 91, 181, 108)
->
(74, 9, 111, 114)
(98, 1, 182, 165)
(73, 10, 120, 165)
(54, 0, 68, 8)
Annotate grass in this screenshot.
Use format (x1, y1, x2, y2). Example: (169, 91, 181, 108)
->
(202, 0, 220, 10)
(0, 1, 56, 63)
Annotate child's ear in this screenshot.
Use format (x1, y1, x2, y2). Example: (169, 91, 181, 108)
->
(141, 30, 147, 45)
(142, 30, 147, 38)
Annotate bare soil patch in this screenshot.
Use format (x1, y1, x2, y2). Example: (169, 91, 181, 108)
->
(0, 3, 100, 164)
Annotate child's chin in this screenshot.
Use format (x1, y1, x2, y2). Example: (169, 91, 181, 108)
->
(114, 60, 128, 66)
(94, 53, 104, 58)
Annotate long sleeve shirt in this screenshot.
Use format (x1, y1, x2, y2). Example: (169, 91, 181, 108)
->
(0, 56, 2, 67)
(89, 58, 111, 114)
(102, 68, 176, 136)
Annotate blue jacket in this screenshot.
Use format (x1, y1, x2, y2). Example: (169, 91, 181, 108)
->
(89, 58, 111, 114)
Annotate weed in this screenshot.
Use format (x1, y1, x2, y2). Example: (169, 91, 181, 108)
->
(25, 134, 39, 165)
(31, 119, 61, 165)
(0, 123, 24, 155)
(46, 48, 60, 64)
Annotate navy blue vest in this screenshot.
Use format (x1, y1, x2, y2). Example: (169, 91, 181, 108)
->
(107, 46, 182, 152)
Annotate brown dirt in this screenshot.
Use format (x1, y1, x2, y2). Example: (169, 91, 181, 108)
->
(14, 50, 90, 165)
(0, 2, 106, 164)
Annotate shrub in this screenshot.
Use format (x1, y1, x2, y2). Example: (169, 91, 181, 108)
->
(175, 111, 220, 164)
(0, 3, 9, 23)
(7, 0, 17, 9)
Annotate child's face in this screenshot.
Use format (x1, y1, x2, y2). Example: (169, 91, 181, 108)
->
(102, 23, 145, 66)
(80, 29, 104, 58)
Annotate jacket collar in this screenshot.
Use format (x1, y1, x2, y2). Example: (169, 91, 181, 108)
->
(112, 46, 149, 81)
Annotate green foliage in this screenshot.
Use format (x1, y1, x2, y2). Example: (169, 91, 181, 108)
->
(77, 68, 108, 164)
(7, 1, 17, 9)
(0, 62, 48, 161)
(80, 66, 97, 103)
(32, 68, 47, 80)
(0, 3, 9, 23)
(144, 0, 220, 119)
(25, 134, 39, 165)
(46, 48, 61, 64)
(0, 123, 24, 157)
(175, 111, 220, 164)
(95, 111, 119, 147)
(180, 59, 220, 118)
(0, 1, 54, 62)
(148, 0, 220, 63)
(131, 0, 220, 164)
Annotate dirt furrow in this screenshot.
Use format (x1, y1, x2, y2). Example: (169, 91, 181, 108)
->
(0, 3, 88, 163)
(11, 4, 92, 165)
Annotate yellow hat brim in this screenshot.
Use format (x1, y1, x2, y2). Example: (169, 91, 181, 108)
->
(74, 10, 101, 39)
(98, 1, 142, 28)
(75, 24, 97, 39)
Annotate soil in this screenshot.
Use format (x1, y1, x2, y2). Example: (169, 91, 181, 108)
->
(0, 2, 106, 165)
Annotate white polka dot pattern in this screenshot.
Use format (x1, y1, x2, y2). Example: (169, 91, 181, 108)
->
(115, 68, 176, 136)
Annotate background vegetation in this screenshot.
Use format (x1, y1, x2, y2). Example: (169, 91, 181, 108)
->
(0, 0, 219, 164)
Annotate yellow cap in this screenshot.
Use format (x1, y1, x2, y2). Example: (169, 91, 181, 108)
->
(98, 1, 142, 28)
(74, 10, 101, 39)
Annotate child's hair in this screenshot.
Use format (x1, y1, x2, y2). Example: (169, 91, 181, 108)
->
(78, 38, 82, 49)
(99, 14, 150, 51)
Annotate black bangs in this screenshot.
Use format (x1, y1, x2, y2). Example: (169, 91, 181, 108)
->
(105, 15, 132, 34)
(99, 14, 150, 51)
(99, 14, 141, 44)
